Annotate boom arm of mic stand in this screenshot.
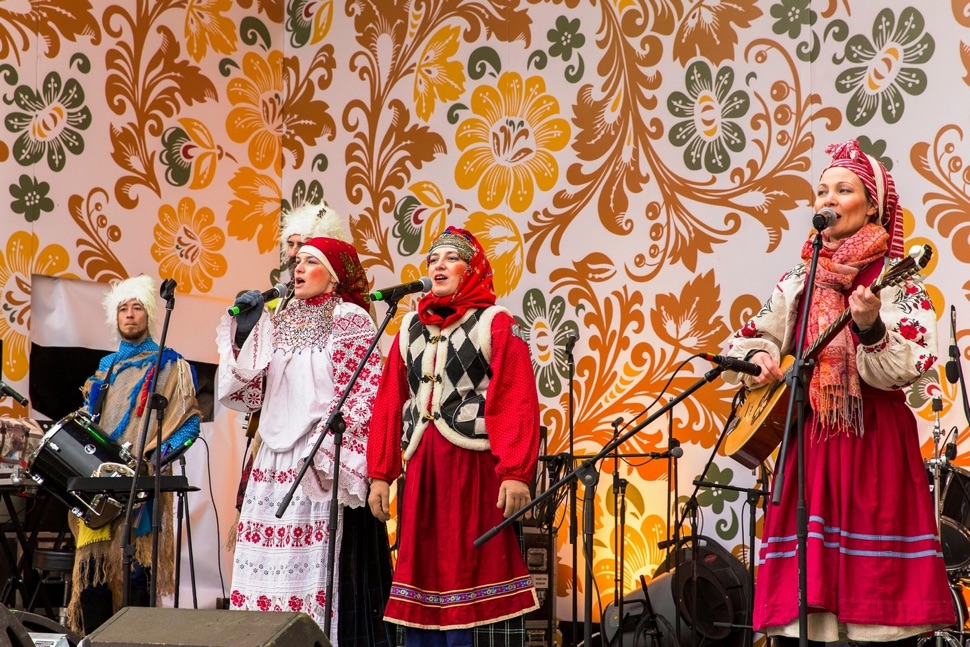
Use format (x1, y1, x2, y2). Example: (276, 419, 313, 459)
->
(475, 368, 722, 647)
(475, 367, 723, 546)
(274, 295, 399, 638)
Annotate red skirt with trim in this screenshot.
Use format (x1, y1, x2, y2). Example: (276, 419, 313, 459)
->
(753, 385, 953, 629)
(384, 423, 538, 629)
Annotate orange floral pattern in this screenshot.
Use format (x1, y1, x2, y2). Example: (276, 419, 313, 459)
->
(185, 0, 238, 62)
(152, 196, 228, 293)
(455, 71, 570, 213)
(0, 232, 74, 381)
(227, 50, 284, 175)
(226, 167, 283, 254)
(414, 25, 465, 122)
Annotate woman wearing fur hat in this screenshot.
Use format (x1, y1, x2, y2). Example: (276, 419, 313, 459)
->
(723, 139, 952, 643)
(217, 237, 393, 645)
(367, 227, 541, 646)
(70, 274, 202, 634)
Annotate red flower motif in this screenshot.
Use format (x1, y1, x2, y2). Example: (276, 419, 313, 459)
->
(316, 590, 327, 607)
(898, 318, 923, 340)
(288, 596, 303, 611)
(231, 590, 247, 607)
(257, 595, 272, 611)
(740, 321, 758, 337)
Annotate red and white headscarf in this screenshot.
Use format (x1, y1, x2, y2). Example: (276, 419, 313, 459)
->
(299, 237, 370, 311)
(417, 227, 496, 329)
(823, 139, 905, 259)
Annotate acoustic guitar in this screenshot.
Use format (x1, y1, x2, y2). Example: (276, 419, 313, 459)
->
(723, 244, 933, 469)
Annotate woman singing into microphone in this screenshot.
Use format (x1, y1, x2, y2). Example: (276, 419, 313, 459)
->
(216, 236, 394, 646)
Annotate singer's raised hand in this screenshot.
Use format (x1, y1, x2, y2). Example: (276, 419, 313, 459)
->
(233, 289, 264, 347)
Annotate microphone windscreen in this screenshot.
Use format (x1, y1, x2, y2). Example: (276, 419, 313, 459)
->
(946, 359, 960, 385)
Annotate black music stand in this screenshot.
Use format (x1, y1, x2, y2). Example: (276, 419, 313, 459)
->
(274, 293, 402, 639)
(476, 363, 727, 647)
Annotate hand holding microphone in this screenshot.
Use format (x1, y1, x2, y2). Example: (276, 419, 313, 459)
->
(227, 283, 287, 316)
(230, 284, 285, 347)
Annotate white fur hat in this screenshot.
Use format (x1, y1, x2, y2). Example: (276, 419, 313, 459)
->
(102, 275, 158, 339)
(279, 202, 350, 263)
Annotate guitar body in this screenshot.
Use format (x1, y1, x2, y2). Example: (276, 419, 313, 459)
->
(724, 355, 799, 469)
(722, 244, 932, 469)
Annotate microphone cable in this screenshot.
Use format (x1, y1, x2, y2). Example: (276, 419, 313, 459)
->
(196, 433, 228, 602)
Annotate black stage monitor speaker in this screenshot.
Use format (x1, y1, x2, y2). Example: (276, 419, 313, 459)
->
(86, 608, 332, 647)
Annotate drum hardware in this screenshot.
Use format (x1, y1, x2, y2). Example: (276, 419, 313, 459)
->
(24, 409, 143, 529)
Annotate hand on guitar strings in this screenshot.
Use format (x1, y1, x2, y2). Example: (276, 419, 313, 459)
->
(847, 284, 881, 330)
(748, 351, 784, 386)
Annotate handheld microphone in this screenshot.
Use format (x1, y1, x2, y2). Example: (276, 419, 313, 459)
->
(812, 207, 838, 231)
(227, 283, 288, 316)
(947, 305, 960, 385)
(0, 381, 27, 407)
(369, 276, 432, 302)
(701, 352, 762, 377)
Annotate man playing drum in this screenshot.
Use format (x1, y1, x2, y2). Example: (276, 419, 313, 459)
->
(66, 275, 201, 635)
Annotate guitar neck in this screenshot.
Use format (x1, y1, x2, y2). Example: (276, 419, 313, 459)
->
(802, 274, 890, 361)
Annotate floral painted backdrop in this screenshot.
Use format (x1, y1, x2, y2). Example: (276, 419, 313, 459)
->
(2, 0, 969, 626)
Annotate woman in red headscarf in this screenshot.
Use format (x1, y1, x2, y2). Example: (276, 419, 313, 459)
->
(722, 140, 952, 644)
(216, 237, 394, 646)
(367, 227, 541, 647)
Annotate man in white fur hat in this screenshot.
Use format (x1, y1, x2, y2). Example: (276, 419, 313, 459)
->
(276, 201, 351, 310)
(67, 274, 201, 635)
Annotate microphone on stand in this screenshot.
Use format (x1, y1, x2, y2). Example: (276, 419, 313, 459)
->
(565, 330, 578, 354)
(700, 352, 762, 377)
(812, 207, 838, 231)
(369, 276, 432, 302)
(947, 305, 960, 385)
(227, 283, 288, 316)
(0, 381, 27, 407)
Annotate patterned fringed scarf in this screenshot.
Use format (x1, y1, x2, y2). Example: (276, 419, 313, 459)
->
(800, 222, 888, 437)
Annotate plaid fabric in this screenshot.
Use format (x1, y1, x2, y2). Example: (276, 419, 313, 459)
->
(392, 524, 529, 647)
(469, 524, 528, 647)
(338, 505, 396, 647)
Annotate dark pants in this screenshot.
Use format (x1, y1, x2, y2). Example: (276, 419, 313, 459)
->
(79, 561, 150, 634)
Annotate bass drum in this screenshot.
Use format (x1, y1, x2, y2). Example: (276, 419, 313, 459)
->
(940, 465, 970, 572)
(602, 536, 750, 647)
(26, 410, 137, 529)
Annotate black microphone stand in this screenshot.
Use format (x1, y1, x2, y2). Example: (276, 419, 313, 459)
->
(274, 293, 401, 639)
(120, 277, 177, 607)
(949, 306, 970, 428)
(771, 226, 826, 647)
(565, 334, 579, 647)
(608, 417, 626, 647)
(476, 366, 726, 647)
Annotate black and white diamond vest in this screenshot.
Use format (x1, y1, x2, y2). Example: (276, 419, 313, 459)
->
(398, 306, 508, 459)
